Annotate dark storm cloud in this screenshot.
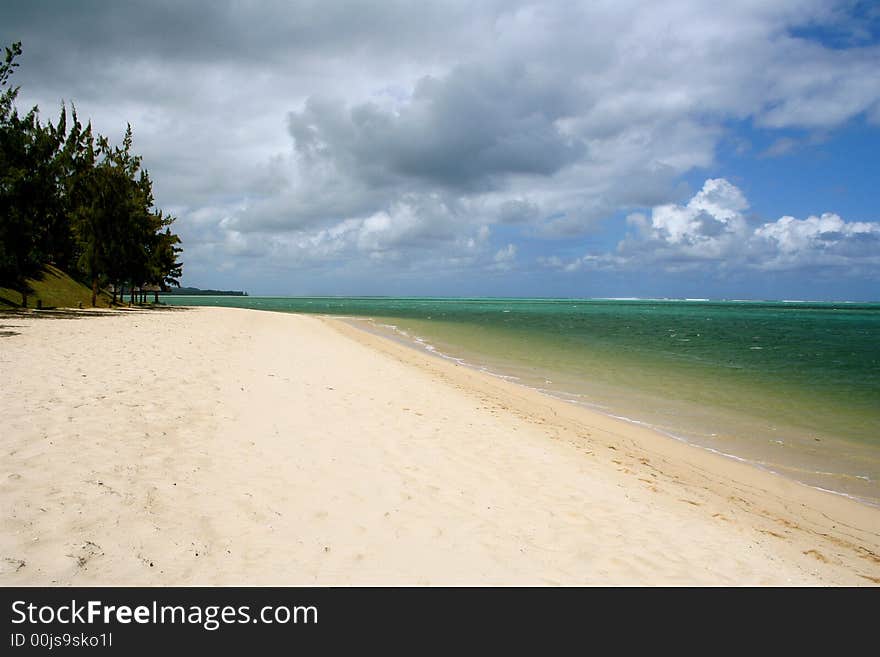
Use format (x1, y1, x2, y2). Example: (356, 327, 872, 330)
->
(288, 63, 584, 190)
(1, 0, 494, 65)
(1, 0, 523, 112)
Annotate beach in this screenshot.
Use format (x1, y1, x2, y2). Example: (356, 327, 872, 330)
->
(1, 306, 878, 585)
(166, 295, 880, 505)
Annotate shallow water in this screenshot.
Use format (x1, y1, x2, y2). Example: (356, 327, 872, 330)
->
(166, 296, 880, 504)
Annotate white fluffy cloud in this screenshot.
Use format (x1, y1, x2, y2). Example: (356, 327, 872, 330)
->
(640, 178, 749, 256)
(753, 213, 880, 270)
(546, 178, 880, 275)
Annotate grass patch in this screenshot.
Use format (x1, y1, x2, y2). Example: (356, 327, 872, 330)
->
(0, 265, 114, 309)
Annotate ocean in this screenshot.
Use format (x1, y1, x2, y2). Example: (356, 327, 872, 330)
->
(165, 296, 880, 505)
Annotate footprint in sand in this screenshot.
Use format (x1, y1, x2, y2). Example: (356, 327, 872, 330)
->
(1, 557, 26, 574)
(66, 541, 104, 569)
(803, 549, 828, 563)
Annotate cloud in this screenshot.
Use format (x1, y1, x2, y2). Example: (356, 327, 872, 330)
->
(545, 178, 880, 275)
(760, 137, 799, 157)
(3, 1, 879, 290)
(753, 212, 880, 270)
(491, 244, 517, 271)
(287, 63, 585, 192)
(653, 178, 748, 241)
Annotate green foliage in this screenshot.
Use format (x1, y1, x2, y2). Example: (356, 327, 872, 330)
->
(0, 41, 46, 301)
(0, 41, 183, 307)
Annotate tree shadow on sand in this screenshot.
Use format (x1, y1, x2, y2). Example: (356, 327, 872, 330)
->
(0, 305, 191, 333)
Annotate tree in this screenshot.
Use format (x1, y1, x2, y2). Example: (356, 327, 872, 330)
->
(0, 42, 70, 306)
(148, 214, 183, 298)
(1, 41, 184, 308)
(67, 122, 111, 307)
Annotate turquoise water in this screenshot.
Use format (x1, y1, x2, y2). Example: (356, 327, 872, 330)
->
(166, 296, 880, 504)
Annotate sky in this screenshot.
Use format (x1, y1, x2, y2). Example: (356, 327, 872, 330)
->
(2, 0, 879, 300)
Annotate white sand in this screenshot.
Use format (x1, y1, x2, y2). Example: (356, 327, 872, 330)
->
(1, 306, 878, 585)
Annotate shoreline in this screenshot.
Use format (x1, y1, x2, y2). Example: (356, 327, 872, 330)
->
(328, 314, 880, 525)
(2, 306, 879, 585)
(342, 314, 880, 509)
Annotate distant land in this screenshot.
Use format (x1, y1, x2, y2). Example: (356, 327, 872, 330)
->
(161, 287, 248, 296)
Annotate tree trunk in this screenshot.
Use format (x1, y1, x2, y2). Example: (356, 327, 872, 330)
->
(21, 291, 28, 308)
(112, 285, 117, 305)
(130, 288, 134, 306)
(153, 291, 159, 304)
(91, 277, 98, 307)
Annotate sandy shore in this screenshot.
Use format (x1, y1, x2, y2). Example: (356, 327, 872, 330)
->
(1, 306, 878, 585)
